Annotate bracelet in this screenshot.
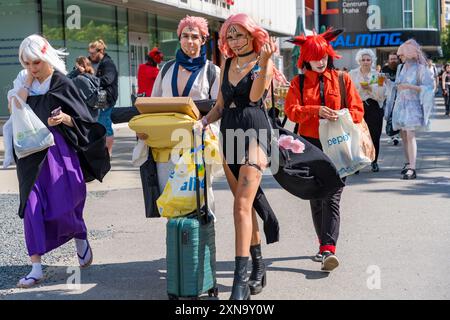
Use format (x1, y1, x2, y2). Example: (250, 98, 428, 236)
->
(201, 117, 208, 127)
(23, 85, 31, 91)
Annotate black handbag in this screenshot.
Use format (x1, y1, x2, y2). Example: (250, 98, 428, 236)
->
(385, 115, 399, 136)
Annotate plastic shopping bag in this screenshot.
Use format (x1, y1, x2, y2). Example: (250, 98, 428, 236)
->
(2, 118, 15, 168)
(319, 109, 371, 178)
(10, 95, 55, 159)
(131, 139, 149, 167)
(157, 149, 205, 218)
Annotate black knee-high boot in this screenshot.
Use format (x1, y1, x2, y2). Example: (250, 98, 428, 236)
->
(248, 244, 267, 295)
(229, 256, 251, 300)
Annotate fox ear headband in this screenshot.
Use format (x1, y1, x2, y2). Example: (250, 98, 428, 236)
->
(287, 28, 344, 46)
(287, 28, 344, 68)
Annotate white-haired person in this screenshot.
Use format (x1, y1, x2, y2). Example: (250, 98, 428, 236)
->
(7, 34, 110, 288)
(349, 48, 386, 172)
(384, 39, 435, 180)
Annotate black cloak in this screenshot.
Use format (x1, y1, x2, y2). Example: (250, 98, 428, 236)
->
(15, 70, 110, 218)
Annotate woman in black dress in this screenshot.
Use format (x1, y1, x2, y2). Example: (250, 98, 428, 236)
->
(197, 13, 281, 300)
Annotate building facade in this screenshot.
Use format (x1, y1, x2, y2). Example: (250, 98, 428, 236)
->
(0, 0, 296, 119)
(318, 0, 442, 70)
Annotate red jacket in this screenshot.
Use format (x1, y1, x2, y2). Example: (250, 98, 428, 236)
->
(284, 68, 364, 139)
(137, 64, 159, 96)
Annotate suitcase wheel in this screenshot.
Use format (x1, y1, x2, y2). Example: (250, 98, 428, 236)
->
(208, 287, 219, 297)
(168, 294, 179, 300)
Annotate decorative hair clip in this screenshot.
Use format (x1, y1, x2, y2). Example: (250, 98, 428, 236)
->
(41, 43, 48, 54)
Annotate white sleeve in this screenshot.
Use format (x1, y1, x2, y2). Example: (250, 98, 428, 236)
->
(7, 69, 28, 101)
(151, 68, 163, 97)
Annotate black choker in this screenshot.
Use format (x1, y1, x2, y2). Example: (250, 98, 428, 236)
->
(237, 51, 254, 57)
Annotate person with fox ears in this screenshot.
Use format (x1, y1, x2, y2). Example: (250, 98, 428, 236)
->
(284, 28, 364, 272)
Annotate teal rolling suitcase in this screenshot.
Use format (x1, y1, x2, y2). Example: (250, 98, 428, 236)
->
(166, 131, 218, 300)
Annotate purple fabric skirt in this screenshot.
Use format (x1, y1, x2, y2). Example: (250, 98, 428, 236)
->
(24, 128, 87, 256)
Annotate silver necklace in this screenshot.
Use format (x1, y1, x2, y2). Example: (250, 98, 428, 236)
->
(235, 56, 258, 73)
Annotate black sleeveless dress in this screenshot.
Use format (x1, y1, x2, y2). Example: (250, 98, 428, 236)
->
(220, 58, 272, 177)
(219, 58, 279, 244)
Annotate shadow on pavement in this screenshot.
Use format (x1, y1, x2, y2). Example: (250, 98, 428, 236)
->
(1, 255, 328, 299)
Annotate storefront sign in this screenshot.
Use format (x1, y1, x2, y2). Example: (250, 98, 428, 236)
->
(320, 0, 440, 48)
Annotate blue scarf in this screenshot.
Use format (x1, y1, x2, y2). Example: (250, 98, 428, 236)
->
(172, 45, 207, 97)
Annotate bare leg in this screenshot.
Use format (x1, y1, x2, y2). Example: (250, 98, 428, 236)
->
(106, 136, 114, 156)
(400, 130, 409, 165)
(223, 162, 261, 247)
(406, 130, 417, 169)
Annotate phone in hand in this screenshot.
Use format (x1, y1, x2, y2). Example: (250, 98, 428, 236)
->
(51, 107, 62, 117)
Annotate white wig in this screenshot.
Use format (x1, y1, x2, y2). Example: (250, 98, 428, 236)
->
(19, 34, 68, 75)
(355, 48, 376, 67)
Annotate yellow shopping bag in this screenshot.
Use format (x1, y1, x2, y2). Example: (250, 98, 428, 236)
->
(157, 149, 206, 218)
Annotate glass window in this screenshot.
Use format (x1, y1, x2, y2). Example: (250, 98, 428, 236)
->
(428, 0, 438, 29)
(369, 0, 403, 29)
(157, 16, 179, 61)
(305, 0, 315, 31)
(404, 12, 413, 28)
(414, 0, 427, 28)
(0, 0, 40, 117)
(404, 0, 412, 10)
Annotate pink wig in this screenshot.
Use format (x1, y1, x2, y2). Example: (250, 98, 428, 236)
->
(177, 15, 209, 38)
(397, 39, 427, 65)
(218, 13, 286, 84)
(218, 13, 269, 58)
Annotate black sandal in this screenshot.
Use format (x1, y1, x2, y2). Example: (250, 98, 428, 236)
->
(402, 169, 416, 180)
(401, 163, 410, 175)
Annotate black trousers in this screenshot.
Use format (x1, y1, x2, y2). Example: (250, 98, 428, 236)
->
(363, 99, 384, 163)
(303, 136, 345, 252)
(445, 85, 450, 113)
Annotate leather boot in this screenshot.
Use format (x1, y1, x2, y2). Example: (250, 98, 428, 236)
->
(229, 256, 251, 300)
(248, 244, 267, 295)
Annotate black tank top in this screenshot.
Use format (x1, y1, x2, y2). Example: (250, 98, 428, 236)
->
(221, 58, 266, 109)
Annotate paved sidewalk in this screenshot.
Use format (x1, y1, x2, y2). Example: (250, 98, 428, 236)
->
(1, 99, 449, 300)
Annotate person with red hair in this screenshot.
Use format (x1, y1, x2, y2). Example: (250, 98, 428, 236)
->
(137, 47, 163, 97)
(197, 13, 282, 300)
(284, 28, 364, 272)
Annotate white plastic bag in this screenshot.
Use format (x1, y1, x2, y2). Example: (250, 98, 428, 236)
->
(2, 118, 15, 168)
(10, 95, 55, 159)
(131, 139, 149, 167)
(319, 109, 371, 178)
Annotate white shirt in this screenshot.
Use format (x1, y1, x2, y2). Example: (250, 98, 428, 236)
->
(349, 68, 386, 106)
(151, 61, 220, 100)
(7, 69, 52, 101)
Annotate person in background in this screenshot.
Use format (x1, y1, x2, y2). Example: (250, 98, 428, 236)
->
(382, 51, 400, 146)
(350, 49, 386, 172)
(441, 63, 450, 116)
(426, 58, 438, 93)
(67, 56, 101, 121)
(88, 39, 118, 156)
(137, 47, 163, 97)
(385, 39, 435, 180)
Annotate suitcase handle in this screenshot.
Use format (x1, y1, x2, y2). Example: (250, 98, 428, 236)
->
(193, 128, 209, 225)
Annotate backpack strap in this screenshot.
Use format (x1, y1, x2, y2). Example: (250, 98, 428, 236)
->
(160, 59, 176, 81)
(206, 61, 216, 99)
(338, 71, 348, 109)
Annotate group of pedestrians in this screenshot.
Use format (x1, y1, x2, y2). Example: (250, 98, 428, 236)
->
(6, 11, 435, 300)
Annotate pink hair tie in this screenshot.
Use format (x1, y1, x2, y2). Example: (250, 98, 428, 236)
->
(41, 43, 48, 54)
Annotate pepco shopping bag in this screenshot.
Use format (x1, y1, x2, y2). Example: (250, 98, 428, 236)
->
(319, 109, 371, 177)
